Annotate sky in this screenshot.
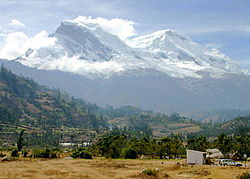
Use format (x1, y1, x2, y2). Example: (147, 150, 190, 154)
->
(0, 0, 249, 69)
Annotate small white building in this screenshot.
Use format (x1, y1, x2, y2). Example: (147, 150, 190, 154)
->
(59, 143, 79, 147)
(59, 142, 90, 147)
(206, 148, 223, 159)
(187, 149, 206, 165)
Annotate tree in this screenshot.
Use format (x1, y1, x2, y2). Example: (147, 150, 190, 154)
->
(122, 147, 137, 159)
(216, 133, 233, 156)
(11, 149, 19, 157)
(17, 130, 25, 151)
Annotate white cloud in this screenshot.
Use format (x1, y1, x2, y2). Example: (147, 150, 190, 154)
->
(9, 19, 25, 27)
(0, 30, 56, 59)
(0, 32, 28, 59)
(0, 26, 12, 33)
(71, 16, 136, 40)
(20, 55, 124, 77)
(0, 26, 13, 38)
(27, 30, 56, 49)
(45, 56, 124, 77)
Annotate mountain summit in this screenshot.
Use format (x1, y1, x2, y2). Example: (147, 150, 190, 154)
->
(2, 17, 249, 114)
(16, 17, 248, 79)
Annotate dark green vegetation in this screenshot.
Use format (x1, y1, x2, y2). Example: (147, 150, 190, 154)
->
(237, 172, 250, 179)
(0, 65, 249, 152)
(8, 148, 58, 159)
(32, 148, 58, 158)
(71, 148, 92, 159)
(92, 134, 184, 159)
(187, 134, 250, 157)
(89, 133, 249, 159)
(6, 132, 248, 161)
(0, 65, 107, 146)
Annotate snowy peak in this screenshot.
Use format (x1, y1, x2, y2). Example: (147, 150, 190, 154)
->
(21, 19, 136, 63)
(52, 21, 113, 61)
(126, 29, 191, 49)
(127, 29, 244, 76)
(52, 20, 136, 61)
(15, 17, 248, 79)
(127, 29, 206, 65)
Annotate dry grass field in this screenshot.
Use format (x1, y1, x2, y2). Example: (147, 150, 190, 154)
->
(0, 158, 249, 179)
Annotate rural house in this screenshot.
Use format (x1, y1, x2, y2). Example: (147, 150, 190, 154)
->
(187, 149, 206, 165)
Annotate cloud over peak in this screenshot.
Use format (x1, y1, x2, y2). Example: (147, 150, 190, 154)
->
(0, 30, 56, 59)
(0, 16, 138, 60)
(71, 16, 136, 40)
(9, 19, 25, 27)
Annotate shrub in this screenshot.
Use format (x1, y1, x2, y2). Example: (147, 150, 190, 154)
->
(22, 150, 28, 157)
(32, 149, 57, 158)
(0, 152, 6, 157)
(32, 149, 43, 158)
(50, 152, 57, 158)
(71, 149, 92, 159)
(237, 172, 250, 179)
(51, 148, 61, 152)
(122, 147, 137, 159)
(40, 149, 50, 158)
(11, 149, 19, 157)
(142, 168, 159, 176)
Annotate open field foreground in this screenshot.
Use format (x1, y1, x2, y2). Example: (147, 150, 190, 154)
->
(0, 158, 249, 179)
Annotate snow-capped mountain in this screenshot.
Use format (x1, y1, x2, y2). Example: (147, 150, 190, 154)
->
(127, 30, 244, 78)
(16, 17, 248, 79)
(2, 17, 249, 115)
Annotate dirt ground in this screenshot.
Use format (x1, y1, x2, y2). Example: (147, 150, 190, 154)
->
(0, 158, 249, 179)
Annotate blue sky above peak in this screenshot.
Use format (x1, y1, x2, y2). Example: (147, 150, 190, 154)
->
(0, 0, 249, 69)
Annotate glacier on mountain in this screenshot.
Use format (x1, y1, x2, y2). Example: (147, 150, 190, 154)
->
(14, 16, 248, 79)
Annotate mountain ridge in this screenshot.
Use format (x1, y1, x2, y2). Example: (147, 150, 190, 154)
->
(12, 16, 249, 79)
(1, 17, 249, 114)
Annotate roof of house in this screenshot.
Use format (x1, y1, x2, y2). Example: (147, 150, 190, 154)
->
(206, 148, 223, 158)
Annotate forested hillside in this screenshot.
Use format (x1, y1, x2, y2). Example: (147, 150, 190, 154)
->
(0, 65, 109, 146)
(196, 115, 250, 137)
(0, 66, 204, 147)
(0, 65, 249, 148)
